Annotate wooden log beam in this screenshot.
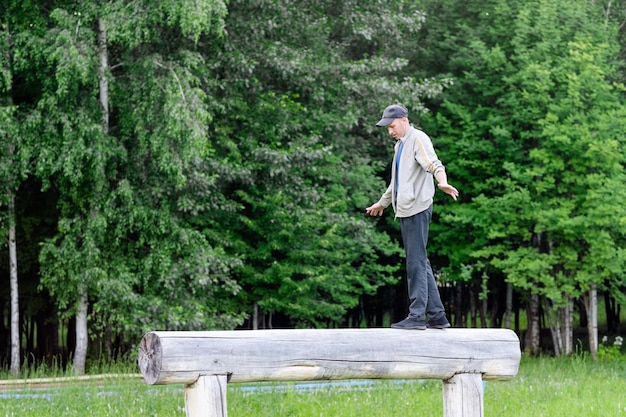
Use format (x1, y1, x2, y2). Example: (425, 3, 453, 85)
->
(138, 328, 520, 386)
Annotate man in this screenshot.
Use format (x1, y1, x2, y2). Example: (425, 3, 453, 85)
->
(366, 104, 459, 330)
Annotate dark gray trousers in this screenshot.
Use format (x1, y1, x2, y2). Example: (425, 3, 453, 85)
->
(399, 205, 446, 322)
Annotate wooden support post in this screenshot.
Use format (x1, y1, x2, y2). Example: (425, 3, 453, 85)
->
(184, 374, 228, 417)
(443, 373, 484, 417)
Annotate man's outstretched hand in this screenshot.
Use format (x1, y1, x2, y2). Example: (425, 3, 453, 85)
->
(366, 202, 385, 216)
(438, 183, 459, 201)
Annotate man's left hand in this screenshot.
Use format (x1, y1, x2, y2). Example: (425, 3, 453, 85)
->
(438, 183, 459, 201)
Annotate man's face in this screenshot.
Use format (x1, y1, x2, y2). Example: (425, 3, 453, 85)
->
(387, 118, 408, 140)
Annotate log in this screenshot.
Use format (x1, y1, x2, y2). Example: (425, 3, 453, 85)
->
(138, 328, 520, 386)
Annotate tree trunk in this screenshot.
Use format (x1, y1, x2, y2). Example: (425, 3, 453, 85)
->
(583, 286, 598, 360)
(543, 297, 562, 357)
(543, 296, 574, 357)
(252, 303, 259, 330)
(4, 52, 20, 374)
(97, 17, 109, 133)
(504, 282, 513, 329)
(480, 296, 488, 328)
(73, 289, 88, 375)
(604, 292, 621, 333)
(70, 16, 111, 376)
(8, 191, 20, 376)
(454, 283, 463, 327)
(469, 286, 477, 328)
(563, 299, 573, 356)
(525, 292, 540, 355)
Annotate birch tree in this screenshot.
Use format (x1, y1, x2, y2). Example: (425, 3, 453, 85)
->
(0, 104, 21, 377)
(0, 19, 25, 376)
(33, 0, 233, 373)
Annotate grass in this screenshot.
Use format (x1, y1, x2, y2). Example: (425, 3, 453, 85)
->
(1, 356, 626, 416)
(487, 356, 626, 416)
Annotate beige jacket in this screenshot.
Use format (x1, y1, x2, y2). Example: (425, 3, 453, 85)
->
(378, 126, 446, 218)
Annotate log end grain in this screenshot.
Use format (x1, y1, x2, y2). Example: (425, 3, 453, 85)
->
(137, 332, 162, 385)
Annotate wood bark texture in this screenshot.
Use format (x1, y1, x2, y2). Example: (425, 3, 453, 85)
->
(185, 375, 228, 417)
(443, 373, 484, 417)
(138, 328, 521, 385)
(9, 192, 20, 376)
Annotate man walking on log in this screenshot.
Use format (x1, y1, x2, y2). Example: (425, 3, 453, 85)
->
(366, 104, 458, 330)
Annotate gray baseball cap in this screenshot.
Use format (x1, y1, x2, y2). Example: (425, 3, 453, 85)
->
(376, 104, 408, 127)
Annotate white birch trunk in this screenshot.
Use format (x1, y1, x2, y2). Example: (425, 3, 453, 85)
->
(97, 17, 109, 134)
(70, 16, 110, 376)
(8, 191, 20, 376)
(584, 286, 598, 360)
(73, 290, 89, 375)
(544, 297, 575, 357)
(591, 285, 598, 358)
(544, 299, 561, 357)
(563, 299, 573, 356)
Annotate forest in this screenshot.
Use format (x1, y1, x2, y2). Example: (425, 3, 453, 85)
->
(1, 0, 625, 375)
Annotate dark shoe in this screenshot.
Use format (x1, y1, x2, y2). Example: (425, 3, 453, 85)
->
(427, 316, 451, 329)
(391, 317, 427, 330)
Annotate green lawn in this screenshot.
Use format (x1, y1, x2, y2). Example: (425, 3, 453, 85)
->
(1, 356, 625, 416)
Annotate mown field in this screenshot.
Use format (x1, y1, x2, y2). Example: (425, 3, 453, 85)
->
(1, 356, 625, 416)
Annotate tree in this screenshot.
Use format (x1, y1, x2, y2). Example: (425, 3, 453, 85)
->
(1, 0, 448, 367)
(5, 0, 625, 366)
(0, 97, 21, 377)
(416, 0, 626, 355)
(0, 17, 26, 376)
(29, 0, 235, 373)
(204, 0, 451, 327)
(410, 0, 530, 329)
(497, 0, 626, 356)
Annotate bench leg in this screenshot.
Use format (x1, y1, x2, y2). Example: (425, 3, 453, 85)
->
(184, 374, 228, 417)
(442, 373, 484, 417)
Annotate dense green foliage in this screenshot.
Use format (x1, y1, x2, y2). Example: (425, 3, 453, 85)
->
(1, 0, 625, 368)
(415, 0, 626, 349)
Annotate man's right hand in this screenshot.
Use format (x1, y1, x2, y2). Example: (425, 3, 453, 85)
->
(365, 202, 385, 216)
